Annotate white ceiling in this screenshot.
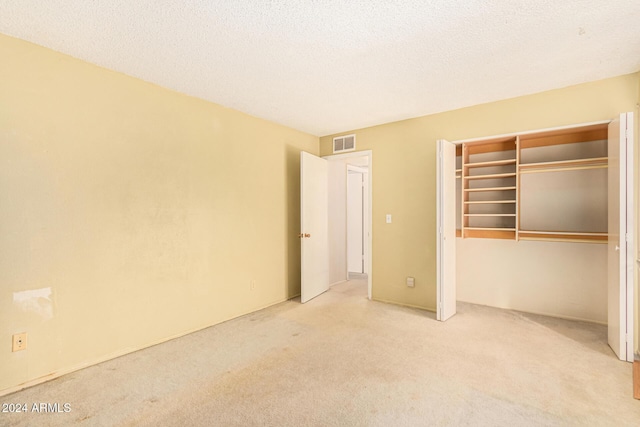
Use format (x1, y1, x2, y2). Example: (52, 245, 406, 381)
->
(1, 1, 639, 136)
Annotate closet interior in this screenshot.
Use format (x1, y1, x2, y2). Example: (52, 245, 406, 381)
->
(456, 122, 609, 243)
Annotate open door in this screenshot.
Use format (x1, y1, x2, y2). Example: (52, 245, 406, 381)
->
(608, 112, 634, 362)
(437, 139, 456, 321)
(300, 151, 329, 303)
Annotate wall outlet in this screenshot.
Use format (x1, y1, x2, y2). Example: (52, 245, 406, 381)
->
(406, 277, 415, 287)
(12, 333, 27, 352)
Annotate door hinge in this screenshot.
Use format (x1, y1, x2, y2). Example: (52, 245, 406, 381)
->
(625, 233, 631, 242)
(626, 333, 632, 343)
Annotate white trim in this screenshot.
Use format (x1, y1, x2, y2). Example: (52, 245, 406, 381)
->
(437, 140, 443, 320)
(324, 150, 373, 300)
(624, 112, 634, 361)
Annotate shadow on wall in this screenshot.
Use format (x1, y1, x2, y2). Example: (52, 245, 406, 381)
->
(285, 143, 302, 298)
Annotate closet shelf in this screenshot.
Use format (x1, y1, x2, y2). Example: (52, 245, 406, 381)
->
(464, 186, 516, 192)
(464, 159, 516, 168)
(519, 156, 607, 173)
(463, 227, 516, 240)
(464, 214, 516, 217)
(457, 122, 609, 242)
(464, 200, 516, 204)
(465, 227, 516, 231)
(464, 172, 517, 180)
(518, 230, 607, 243)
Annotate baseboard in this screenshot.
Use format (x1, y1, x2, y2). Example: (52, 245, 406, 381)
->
(372, 297, 434, 313)
(457, 299, 606, 325)
(634, 360, 639, 400)
(0, 296, 291, 397)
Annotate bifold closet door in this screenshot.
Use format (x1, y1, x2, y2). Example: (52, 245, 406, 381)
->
(607, 112, 634, 362)
(437, 139, 456, 321)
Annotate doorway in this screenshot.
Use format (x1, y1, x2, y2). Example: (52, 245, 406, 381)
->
(347, 165, 368, 277)
(325, 151, 372, 299)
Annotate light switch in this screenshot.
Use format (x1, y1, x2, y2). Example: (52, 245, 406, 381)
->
(386, 214, 392, 224)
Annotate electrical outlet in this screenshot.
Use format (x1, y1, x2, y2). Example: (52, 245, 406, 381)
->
(406, 277, 415, 288)
(12, 333, 27, 352)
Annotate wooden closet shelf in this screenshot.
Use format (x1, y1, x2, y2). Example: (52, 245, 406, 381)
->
(464, 158, 516, 168)
(519, 157, 608, 172)
(518, 124, 608, 149)
(465, 227, 516, 231)
(464, 200, 516, 204)
(464, 186, 516, 192)
(519, 230, 607, 236)
(464, 172, 517, 180)
(463, 228, 516, 240)
(464, 214, 516, 217)
(518, 230, 608, 243)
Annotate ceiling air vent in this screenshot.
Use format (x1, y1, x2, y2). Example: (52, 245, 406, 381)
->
(333, 134, 356, 153)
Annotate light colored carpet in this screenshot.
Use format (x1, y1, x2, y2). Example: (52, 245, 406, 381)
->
(2, 279, 639, 426)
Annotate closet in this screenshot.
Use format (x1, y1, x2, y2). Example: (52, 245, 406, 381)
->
(437, 113, 634, 362)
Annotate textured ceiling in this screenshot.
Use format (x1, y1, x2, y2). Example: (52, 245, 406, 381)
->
(1, 1, 640, 136)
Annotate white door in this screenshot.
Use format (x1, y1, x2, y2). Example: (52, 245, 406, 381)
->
(347, 168, 364, 274)
(301, 151, 329, 303)
(607, 112, 634, 361)
(437, 139, 457, 321)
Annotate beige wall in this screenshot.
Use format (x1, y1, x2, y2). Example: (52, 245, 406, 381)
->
(0, 34, 318, 394)
(457, 239, 607, 323)
(320, 72, 640, 317)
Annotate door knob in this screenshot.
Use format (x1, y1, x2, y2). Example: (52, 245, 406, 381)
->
(298, 233, 311, 238)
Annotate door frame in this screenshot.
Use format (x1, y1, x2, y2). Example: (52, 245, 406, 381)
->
(324, 150, 373, 300)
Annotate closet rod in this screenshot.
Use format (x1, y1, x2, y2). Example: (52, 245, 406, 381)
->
(519, 164, 607, 174)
